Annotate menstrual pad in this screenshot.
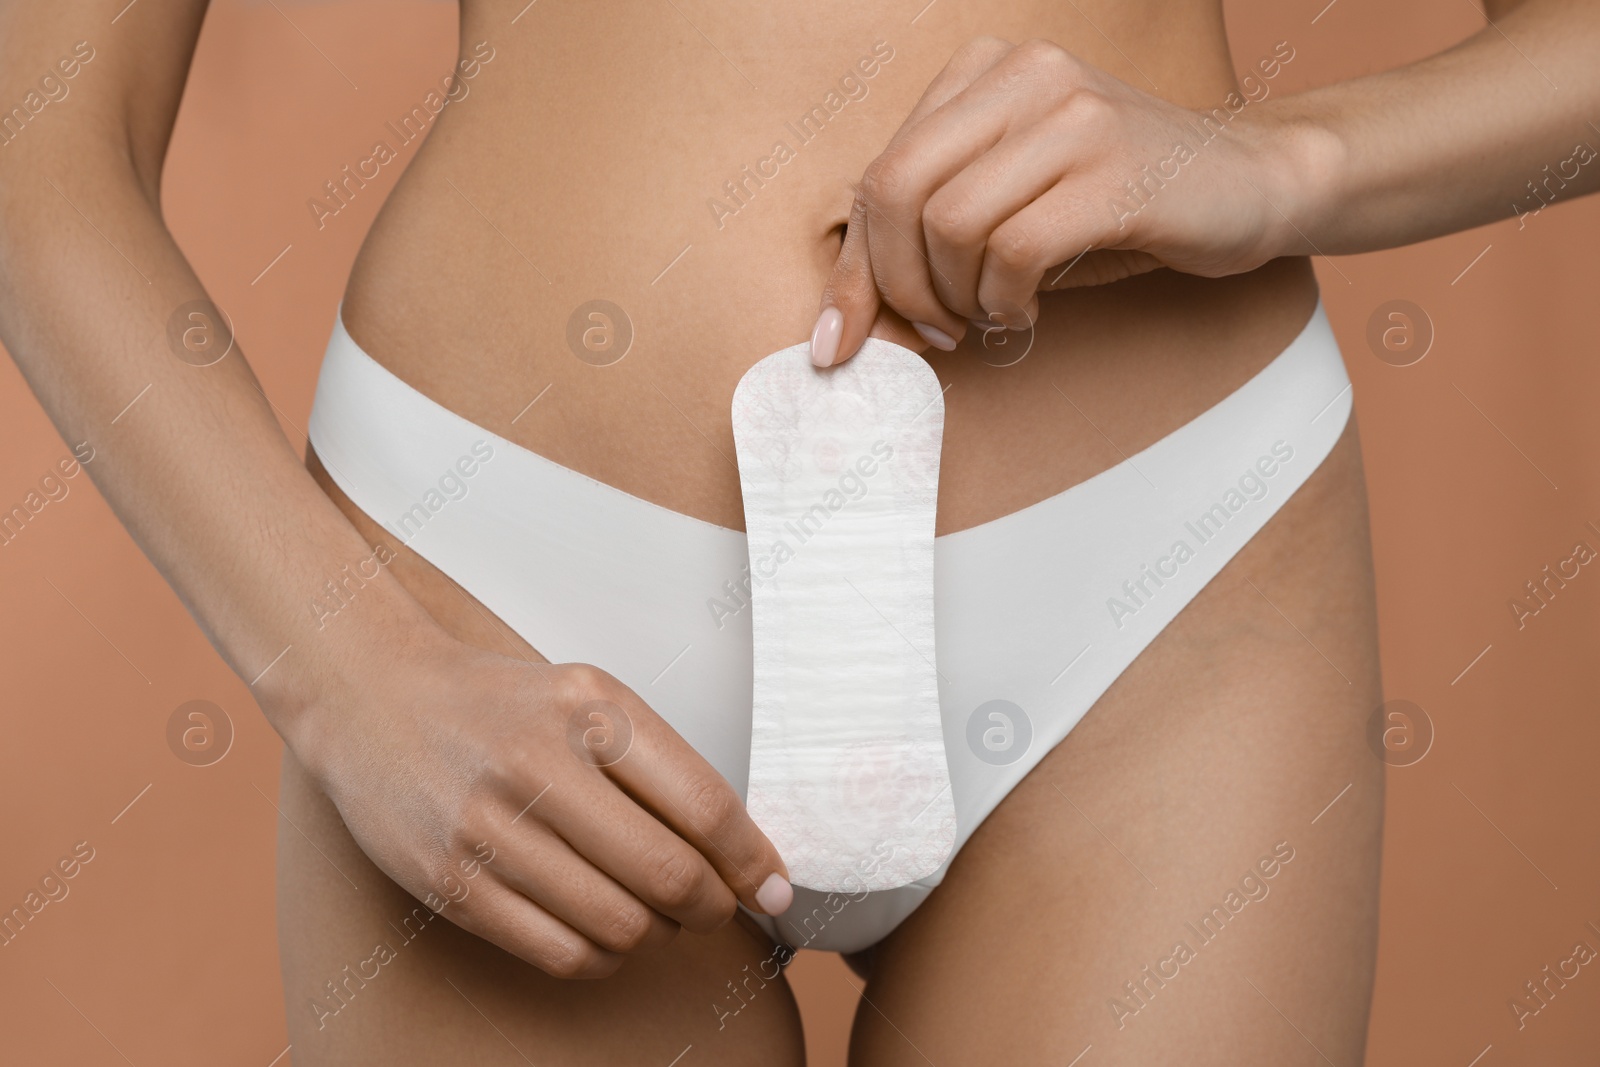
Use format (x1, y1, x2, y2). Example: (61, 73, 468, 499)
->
(730, 338, 955, 891)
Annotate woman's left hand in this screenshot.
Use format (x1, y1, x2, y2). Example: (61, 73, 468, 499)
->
(810, 36, 1327, 366)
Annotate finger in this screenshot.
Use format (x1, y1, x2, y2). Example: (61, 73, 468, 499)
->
(858, 42, 1023, 344)
(921, 113, 1081, 321)
(537, 760, 740, 935)
(599, 687, 794, 919)
(978, 180, 1127, 325)
(822, 36, 1013, 364)
(897, 36, 1019, 138)
(491, 820, 681, 955)
(871, 45, 1094, 331)
(449, 877, 623, 980)
(865, 299, 931, 353)
(814, 198, 933, 366)
(813, 193, 878, 368)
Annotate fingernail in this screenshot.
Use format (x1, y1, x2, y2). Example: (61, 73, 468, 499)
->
(810, 306, 843, 368)
(912, 322, 957, 351)
(755, 872, 793, 915)
(970, 318, 999, 332)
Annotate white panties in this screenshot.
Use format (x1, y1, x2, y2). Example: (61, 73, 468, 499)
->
(306, 300, 1352, 954)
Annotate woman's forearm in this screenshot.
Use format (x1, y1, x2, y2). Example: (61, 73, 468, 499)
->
(1267, 0, 1600, 256)
(0, 143, 435, 739)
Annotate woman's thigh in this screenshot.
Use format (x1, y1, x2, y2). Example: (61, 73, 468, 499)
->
(853, 420, 1385, 1066)
(276, 748, 806, 1066)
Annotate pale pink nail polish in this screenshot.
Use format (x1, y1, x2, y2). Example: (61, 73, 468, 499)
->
(755, 872, 793, 915)
(810, 306, 843, 367)
(912, 322, 957, 351)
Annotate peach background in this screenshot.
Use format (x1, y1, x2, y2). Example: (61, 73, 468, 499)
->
(3, 1, 1598, 1064)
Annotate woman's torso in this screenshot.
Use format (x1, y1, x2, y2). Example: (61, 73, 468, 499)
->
(340, 0, 1321, 534)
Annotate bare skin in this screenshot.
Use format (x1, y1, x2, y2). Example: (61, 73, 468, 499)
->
(2, 0, 1598, 1063)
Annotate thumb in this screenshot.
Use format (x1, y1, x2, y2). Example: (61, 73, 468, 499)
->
(812, 191, 881, 368)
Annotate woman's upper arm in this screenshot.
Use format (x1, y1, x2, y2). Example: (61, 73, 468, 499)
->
(0, 0, 212, 203)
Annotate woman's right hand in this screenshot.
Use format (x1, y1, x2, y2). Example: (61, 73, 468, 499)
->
(277, 626, 793, 980)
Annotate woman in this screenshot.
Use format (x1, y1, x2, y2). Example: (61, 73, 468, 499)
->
(1, 1, 1595, 1063)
